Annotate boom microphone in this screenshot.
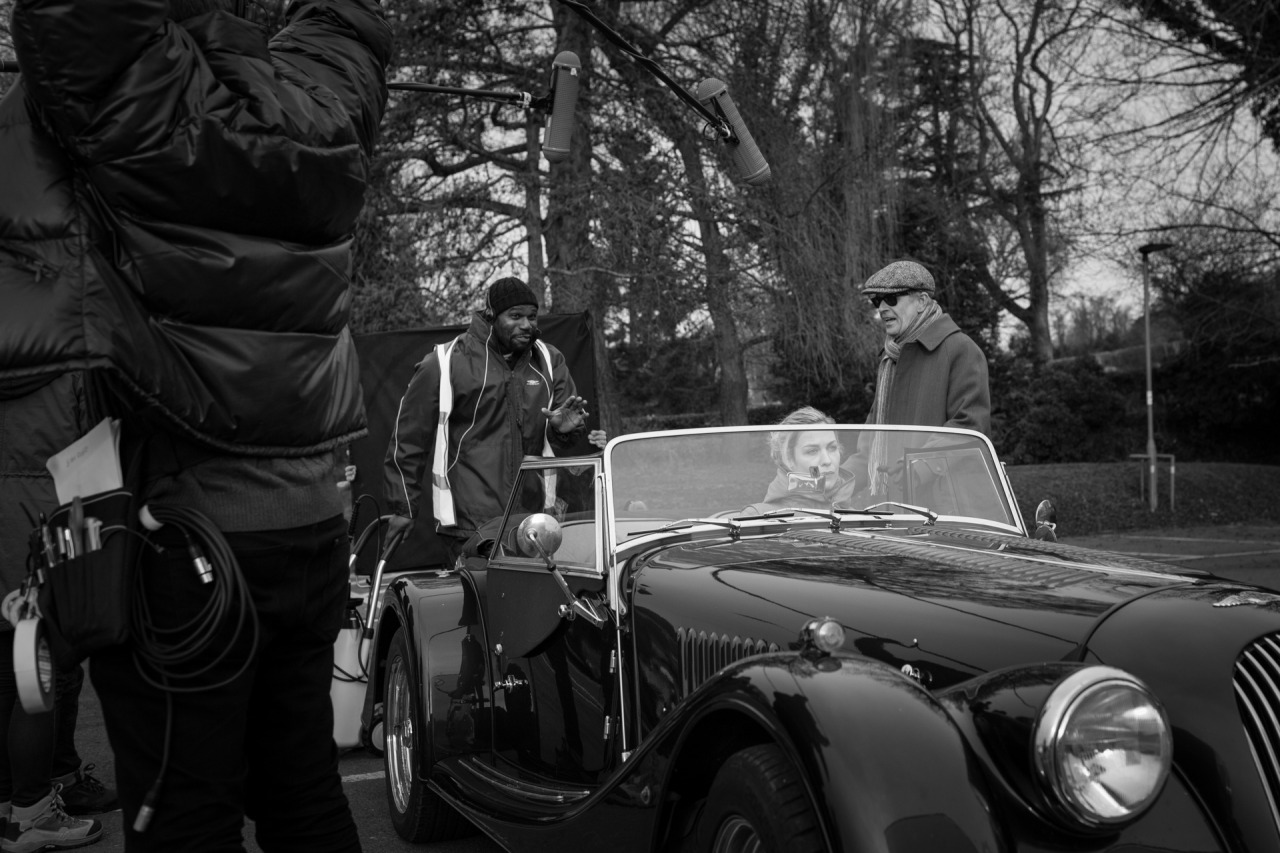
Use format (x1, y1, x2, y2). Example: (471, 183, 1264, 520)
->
(543, 51, 581, 163)
(694, 78, 771, 186)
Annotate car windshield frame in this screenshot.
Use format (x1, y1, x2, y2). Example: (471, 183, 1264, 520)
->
(603, 425, 1024, 545)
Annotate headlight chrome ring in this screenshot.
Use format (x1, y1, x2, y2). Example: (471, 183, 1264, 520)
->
(800, 617, 845, 657)
(1032, 666, 1172, 829)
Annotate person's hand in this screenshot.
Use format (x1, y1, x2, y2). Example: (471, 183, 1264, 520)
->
(587, 429, 607, 449)
(875, 459, 904, 484)
(1, 589, 25, 628)
(544, 395, 589, 434)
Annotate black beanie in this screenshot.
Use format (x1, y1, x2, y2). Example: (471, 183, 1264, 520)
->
(486, 277, 539, 316)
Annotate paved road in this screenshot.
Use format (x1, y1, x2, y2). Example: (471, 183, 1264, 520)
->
(73, 524, 1280, 852)
(1063, 524, 1280, 590)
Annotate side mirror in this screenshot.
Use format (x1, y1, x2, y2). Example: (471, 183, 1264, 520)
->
(515, 513, 562, 562)
(1033, 499, 1058, 542)
(515, 513, 606, 629)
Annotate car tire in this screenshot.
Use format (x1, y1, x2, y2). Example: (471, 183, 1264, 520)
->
(384, 627, 471, 842)
(694, 744, 823, 853)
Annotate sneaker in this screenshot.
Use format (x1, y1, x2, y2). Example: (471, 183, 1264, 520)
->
(1, 787, 102, 853)
(50, 766, 117, 816)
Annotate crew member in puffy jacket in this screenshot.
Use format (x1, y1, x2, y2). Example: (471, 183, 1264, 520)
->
(0, 0, 391, 849)
(384, 277, 606, 567)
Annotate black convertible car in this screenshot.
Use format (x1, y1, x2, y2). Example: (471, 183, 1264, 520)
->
(361, 424, 1280, 852)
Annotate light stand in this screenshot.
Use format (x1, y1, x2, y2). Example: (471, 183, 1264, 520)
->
(1138, 241, 1174, 512)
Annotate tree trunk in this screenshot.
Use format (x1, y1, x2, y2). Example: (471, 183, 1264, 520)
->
(523, 112, 546, 299)
(542, 7, 622, 440)
(675, 136, 749, 426)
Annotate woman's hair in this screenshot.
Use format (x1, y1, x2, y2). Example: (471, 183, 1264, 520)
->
(768, 406, 835, 468)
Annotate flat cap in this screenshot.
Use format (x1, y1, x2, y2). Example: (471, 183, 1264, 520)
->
(861, 260, 936, 296)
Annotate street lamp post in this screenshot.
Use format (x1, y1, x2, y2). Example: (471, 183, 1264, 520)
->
(1138, 242, 1174, 512)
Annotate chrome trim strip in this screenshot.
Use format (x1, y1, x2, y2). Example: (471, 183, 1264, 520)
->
(453, 756, 590, 804)
(1235, 634, 1280, 835)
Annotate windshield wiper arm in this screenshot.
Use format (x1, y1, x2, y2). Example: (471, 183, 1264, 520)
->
(629, 517, 744, 538)
(732, 507, 874, 532)
(859, 501, 939, 525)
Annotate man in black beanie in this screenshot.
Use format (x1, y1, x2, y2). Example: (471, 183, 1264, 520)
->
(384, 277, 606, 566)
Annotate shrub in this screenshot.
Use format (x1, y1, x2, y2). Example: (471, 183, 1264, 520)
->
(990, 354, 1129, 464)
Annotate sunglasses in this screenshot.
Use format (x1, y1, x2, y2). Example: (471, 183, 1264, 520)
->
(867, 291, 913, 309)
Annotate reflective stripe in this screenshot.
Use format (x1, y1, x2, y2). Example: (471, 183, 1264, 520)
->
(432, 339, 460, 527)
(533, 340, 557, 508)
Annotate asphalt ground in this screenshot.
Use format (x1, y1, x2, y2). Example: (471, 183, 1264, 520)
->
(1063, 524, 1280, 591)
(72, 524, 1280, 852)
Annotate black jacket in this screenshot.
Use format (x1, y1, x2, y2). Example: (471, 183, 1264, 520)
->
(0, 0, 391, 455)
(384, 314, 579, 539)
(0, 0, 390, 594)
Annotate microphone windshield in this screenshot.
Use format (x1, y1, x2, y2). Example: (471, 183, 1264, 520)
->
(543, 52, 581, 163)
(695, 78, 771, 186)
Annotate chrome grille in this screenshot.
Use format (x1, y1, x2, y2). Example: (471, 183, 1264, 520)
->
(1234, 632, 1280, 833)
(677, 628, 779, 696)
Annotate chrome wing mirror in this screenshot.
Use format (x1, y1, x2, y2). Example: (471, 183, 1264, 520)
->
(1033, 499, 1058, 542)
(515, 514, 607, 628)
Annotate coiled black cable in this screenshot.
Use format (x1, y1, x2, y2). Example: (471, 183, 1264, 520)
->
(131, 502, 259, 691)
(128, 502, 259, 832)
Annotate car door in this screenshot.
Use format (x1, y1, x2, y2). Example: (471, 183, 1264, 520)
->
(483, 459, 619, 785)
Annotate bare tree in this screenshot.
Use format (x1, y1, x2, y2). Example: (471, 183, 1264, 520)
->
(1122, 0, 1280, 152)
(931, 0, 1120, 361)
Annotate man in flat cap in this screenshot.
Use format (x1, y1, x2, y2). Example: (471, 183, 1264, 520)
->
(384, 277, 606, 567)
(858, 260, 991, 496)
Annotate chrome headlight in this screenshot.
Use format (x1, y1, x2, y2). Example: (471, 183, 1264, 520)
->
(1032, 666, 1172, 828)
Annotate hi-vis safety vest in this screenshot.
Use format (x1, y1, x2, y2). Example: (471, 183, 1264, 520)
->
(431, 337, 557, 527)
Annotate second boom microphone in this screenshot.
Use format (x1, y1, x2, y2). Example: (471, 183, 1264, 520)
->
(543, 51, 581, 163)
(695, 78, 771, 186)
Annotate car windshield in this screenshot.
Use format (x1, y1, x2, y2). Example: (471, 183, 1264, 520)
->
(606, 426, 1018, 536)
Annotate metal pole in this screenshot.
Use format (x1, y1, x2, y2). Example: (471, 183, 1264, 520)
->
(1138, 242, 1174, 511)
(1142, 253, 1156, 512)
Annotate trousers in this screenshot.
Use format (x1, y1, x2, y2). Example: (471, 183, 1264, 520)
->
(0, 631, 55, 807)
(52, 663, 83, 779)
(91, 516, 360, 852)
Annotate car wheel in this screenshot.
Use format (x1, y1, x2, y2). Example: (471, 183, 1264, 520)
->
(695, 744, 823, 853)
(384, 627, 471, 842)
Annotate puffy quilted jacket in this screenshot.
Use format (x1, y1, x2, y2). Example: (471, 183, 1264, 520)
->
(0, 0, 390, 595)
(0, 0, 391, 455)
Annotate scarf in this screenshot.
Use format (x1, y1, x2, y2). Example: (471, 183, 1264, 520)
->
(867, 300, 943, 495)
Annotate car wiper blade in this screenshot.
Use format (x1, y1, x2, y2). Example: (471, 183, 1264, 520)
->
(628, 518, 743, 537)
(858, 501, 939, 525)
(731, 507, 884, 532)
(629, 505, 910, 538)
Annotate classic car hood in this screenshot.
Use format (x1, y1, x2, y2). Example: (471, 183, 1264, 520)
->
(631, 525, 1204, 689)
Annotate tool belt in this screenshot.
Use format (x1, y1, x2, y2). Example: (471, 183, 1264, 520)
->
(38, 486, 139, 668)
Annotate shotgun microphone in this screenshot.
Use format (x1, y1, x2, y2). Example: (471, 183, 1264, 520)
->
(542, 51, 581, 163)
(695, 77, 771, 186)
